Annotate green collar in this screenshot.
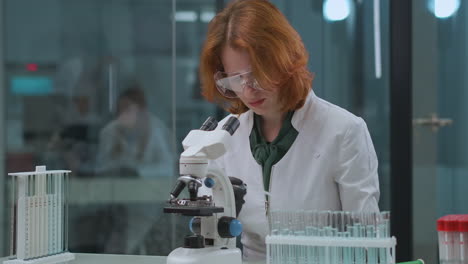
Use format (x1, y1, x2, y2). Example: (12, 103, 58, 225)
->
(249, 111, 299, 191)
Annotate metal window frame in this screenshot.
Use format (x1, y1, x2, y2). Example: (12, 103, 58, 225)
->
(0, 0, 6, 256)
(390, 0, 413, 261)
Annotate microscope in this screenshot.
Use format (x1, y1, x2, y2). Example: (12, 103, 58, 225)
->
(164, 116, 246, 264)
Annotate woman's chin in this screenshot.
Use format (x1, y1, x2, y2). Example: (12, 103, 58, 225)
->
(251, 108, 266, 116)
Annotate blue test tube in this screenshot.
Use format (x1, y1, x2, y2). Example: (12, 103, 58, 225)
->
(352, 223, 365, 264)
(305, 226, 317, 264)
(280, 228, 289, 264)
(343, 230, 353, 264)
(367, 225, 377, 264)
(382, 211, 391, 234)
(295, 231, 305, 264)
(360, 224, 367, 264)
(288, 229, 295, 264)
(336, 232, 344, 264)
(327, 226, 338, 264)
(318, 228, 326, 264)
(378, 223, 388, 264)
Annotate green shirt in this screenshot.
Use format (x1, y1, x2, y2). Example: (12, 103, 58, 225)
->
(249, 111, 299, 192)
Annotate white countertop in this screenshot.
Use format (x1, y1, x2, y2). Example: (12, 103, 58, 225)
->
(70, 253, 165, 264)
(2, 253, 266, 264)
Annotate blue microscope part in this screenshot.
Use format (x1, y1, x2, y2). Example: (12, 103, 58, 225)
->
(189, 217, 195, 233)
(229, 219, 243, 237)
(204, 177, 215, 188)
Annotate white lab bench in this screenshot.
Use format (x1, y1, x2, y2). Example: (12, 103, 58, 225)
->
(3, 178, 256, 263)
(2, 179, 261, 263)
(1, 253, 265, 264)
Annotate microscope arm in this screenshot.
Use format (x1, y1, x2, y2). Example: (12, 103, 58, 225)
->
(206, 166, 236, 218)
(208, 166, 236, 248)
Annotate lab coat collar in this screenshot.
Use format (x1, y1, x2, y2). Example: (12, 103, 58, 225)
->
(291, 89, 316, 131)
(243, 89, 316, 133)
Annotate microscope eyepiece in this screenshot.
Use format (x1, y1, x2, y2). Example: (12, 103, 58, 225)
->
(222, 116, 240, 135)
(170, 181, 186, 199)
(200, 116, 218, 131)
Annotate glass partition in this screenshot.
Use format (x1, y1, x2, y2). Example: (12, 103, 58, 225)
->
(1, 0, 391, 258)
(1, 0, 218, 257)
(412, 0, 468, 262)
(271, 0, 391, 211)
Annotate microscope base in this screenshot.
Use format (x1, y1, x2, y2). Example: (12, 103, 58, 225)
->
(167, 247, 242, 264)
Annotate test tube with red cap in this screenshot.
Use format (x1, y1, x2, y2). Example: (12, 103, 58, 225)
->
(458, 215, 468, 264)
(437, 215, 460, 264)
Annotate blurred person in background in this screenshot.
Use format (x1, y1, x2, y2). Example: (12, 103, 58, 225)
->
(96, 83, 174, 178)
(94, 83, 175, 254)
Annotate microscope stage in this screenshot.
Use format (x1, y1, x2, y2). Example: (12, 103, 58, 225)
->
(163, 206, 224, 216)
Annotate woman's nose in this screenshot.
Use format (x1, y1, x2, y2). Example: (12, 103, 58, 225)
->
(242, 83, 259, 97)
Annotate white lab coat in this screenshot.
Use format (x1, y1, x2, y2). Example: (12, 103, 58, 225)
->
(210, 90, 380, 261)
(96, 112, 174, 178)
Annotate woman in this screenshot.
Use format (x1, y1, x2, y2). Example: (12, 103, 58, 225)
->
(200, 0, 380, 261)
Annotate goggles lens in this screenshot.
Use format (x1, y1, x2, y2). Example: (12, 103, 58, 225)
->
(214, 70, 263, 98)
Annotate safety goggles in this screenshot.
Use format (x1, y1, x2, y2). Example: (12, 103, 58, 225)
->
(214, 70, 264, 98)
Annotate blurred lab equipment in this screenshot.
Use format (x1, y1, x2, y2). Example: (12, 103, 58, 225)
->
(163, 116, 245, 264)
(4, 166, 74, 264)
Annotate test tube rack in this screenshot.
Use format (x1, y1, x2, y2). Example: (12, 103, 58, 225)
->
(266, 235, 396, 264)
(266, 210, 396, 264)
(4, 166, 75, 264)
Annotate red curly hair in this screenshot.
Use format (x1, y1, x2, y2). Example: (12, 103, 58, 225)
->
(200, 0, 313, 114)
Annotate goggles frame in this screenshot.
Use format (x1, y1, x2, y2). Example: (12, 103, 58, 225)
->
(214, 70, 264, 98)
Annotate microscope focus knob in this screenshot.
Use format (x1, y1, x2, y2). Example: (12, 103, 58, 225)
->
(183, 234, 205, 248)
(218, 216, 243, 238)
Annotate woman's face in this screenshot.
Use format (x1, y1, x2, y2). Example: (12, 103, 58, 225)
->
(220, 46, 282, 117)
(117, 98, 139, 128)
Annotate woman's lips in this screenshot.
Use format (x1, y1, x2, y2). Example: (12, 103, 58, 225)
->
(249, 99, 265, 107)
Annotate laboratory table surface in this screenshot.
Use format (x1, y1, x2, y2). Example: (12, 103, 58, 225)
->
(1, 253, 266, 264)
